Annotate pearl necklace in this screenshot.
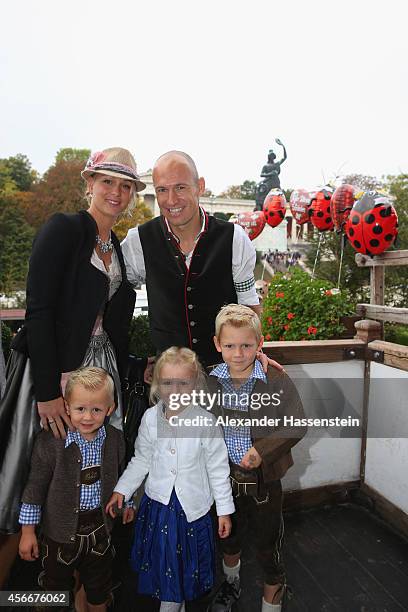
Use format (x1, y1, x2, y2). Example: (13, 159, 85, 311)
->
(96, 233, 113, 254)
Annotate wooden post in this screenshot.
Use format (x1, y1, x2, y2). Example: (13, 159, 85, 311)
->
(370, 266, 385, 339)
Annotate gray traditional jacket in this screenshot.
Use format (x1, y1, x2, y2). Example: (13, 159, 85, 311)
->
(21, 425, 125, 543)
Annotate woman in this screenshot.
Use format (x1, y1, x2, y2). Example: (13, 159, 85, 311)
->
(0, 147, 145, 539)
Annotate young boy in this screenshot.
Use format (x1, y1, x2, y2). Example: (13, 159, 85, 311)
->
(207, 304, 306, 612)
(18, 366, 134, 612)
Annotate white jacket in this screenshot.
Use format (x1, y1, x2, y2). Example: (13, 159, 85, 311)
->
(115, 402, 235, 523)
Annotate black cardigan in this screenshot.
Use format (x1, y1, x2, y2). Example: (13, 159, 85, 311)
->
(12, 210, 135, 402)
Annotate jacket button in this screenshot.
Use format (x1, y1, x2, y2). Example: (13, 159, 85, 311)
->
(77, 459, 81, 463)
(190, 321, 196, 327)
(170, 449, 176, 454)
(171, 469, 176, 475)
(74, 508, 79, 513)
(188, 304, 194, 310)
(192, 338, 198, 344)
(70, 536, 75, 541)
(76, 483, 80, 487)
(186, 286, 192, 292)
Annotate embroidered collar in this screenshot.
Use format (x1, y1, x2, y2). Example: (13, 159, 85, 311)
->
(65, 425, 106, 448)
(163, 205, 207, 244)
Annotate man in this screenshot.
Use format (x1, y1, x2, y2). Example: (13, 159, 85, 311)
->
(122, 150, 261, 367)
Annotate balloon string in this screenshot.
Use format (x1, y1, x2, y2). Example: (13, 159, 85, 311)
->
(337, 235, 345, 289)
(312, 234, 323, 279)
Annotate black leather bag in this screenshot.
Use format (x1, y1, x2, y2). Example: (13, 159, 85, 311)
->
(122, 355, 148, 463)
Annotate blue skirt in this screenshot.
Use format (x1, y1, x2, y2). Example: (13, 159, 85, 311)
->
(131, 490, 215, 603)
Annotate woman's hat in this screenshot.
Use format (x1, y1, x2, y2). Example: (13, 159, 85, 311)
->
(81, 147, 146, 192)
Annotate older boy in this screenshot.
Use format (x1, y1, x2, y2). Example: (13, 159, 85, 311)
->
(207, 304, 306, 612)
(18, 367, 134, 612)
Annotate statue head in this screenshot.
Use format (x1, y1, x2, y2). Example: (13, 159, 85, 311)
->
(267, 149, 276, 163)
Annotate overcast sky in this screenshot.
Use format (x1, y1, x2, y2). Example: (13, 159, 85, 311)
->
(1, 0, 407, 194)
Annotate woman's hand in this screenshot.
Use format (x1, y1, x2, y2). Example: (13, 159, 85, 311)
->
(37, 396, 73, 439)
(218, 515, 232, 539)
(143, 356, 156, 385)
(106, 492, 125, 518)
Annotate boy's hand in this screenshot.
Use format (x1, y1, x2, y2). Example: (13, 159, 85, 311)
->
(257, 351, 285, 373)
(105, 492, 125, 518)
(240, 447, 262, 469)
(19, 529, 39, 561)
(122, 507, 135, 524)
(218, 515, 231, 539)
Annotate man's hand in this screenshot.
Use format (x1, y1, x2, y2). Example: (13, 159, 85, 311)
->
(19, 527, 39, 561)
(240, 446, 262, 470)
(143, 356, 156, 385)
(257, 351, 285, 373)
(105, 492, 125, 518)
(122, 507, 135, 524)
(37, 396, 73, 439)
(218, 515, 232, 539)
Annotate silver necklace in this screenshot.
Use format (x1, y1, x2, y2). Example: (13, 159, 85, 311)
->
(96, 233, 113, 254)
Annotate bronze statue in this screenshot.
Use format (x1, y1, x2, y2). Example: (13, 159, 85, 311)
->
(255, 138, 287, 210)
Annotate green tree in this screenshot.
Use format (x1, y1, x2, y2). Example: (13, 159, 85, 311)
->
(218, 180, 257, 200)
(0, 154, 35, 191)
(0, 195, 35, 293)
(342, 173, 384, 192)
(55, 148, 91, 164)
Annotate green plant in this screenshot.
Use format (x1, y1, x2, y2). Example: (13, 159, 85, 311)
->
(262, 268, 355, 341)
(128, 315, 155, 358)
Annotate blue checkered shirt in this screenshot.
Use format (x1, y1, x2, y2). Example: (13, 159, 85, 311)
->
(210, 360, 266, 464)
(19, 427, 107, 525)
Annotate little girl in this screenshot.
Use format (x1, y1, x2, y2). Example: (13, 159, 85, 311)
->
(106, 346, 234, 612)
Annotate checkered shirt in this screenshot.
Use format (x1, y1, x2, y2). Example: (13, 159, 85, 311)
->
(210, 360, 266, 464)
(19, 427, 112, 525)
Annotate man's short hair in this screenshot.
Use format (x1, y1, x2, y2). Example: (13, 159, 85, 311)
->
(65, 367, 115, 404)
(215, 304, 262, 342)
(153, 150, 199, 182)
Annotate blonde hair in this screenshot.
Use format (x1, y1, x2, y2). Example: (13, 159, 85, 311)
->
(215, 304, 262, 342)
(65, 367, 115, 404)
(150, 346, 205, 403)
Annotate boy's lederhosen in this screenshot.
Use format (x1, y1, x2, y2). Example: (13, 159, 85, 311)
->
(39, 467, 114, 606)
(221, 464, 285, 586)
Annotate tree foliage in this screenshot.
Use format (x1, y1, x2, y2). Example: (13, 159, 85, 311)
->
(55, 148, 91, 164)
(113, 198, 153, 241)
(0, 194, 35, 293)
(218, 180, 257, 200)
(0, 154, 35, 192)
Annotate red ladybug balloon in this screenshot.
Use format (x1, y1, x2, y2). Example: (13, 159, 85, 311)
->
(309, 188, 334, 231)
(232, 211, 266, 240)
(345, 191, 398, 256)
(289, 189, 311, 225)
(331, 184, 358, 231)
(263, 189, 286, 228)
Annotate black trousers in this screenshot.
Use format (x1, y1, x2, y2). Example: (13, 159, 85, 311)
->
(219, 480, 286, 585)
(40, 509, 113, 606)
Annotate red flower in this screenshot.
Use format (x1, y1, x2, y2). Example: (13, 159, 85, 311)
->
(325, 290, 333, 296)
(265, 333, 271, 341)
(275, 292, 285, 298)
(307, 326, 317, 335)
(287, 312, 295, 320)
(267, 316, 273, 325)
(283, 324, 290, 331)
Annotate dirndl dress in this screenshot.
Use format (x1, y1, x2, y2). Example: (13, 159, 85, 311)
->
(0, 249, 124, 534)
(131, 490, 215, 603)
